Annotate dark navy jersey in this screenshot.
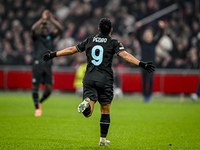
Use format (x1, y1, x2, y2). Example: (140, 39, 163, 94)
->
(32, 33, 56, 65)
(76, 33, 125, 85)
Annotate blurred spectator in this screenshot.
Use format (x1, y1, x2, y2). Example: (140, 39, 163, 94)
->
(15, 43, 25, 65)
(156, 27, 173, 60)
(196, 32, 200, 52)
(172, 39, 187, 68)
(183, 1, 194, 27)
(0, 0, 199, 70)
(73, 62, 87, 96)
(113, 70, 124, 99)
(161, 54, 175, 69)
(54, 3, 69, 20)
(187, 47, 200, 69)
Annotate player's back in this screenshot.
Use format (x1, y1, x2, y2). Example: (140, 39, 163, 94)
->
(86, 33, 115, 71)
(77, 33, 123, 85)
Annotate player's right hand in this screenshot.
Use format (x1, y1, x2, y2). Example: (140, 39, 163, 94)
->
(43, 50, 57, 62)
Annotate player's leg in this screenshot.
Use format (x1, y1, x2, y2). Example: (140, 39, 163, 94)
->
(142, 70, 149, 102)
(32, 83, 42, 117)
(40, 66, 53, 103)
(40, 83, 52, 103)
(32, 86, 41, 117)
(99, 103, 111, 146)
(32, 83, 40, 109)
(97, 82, 113, 146)
(79, 99, 95, 117)
(142, 70, 146, 97)
(147, 72, 154, 101)
(32, 65, 42, 116)
(78, 80, 98, 117)
(78, 98, 95, 117)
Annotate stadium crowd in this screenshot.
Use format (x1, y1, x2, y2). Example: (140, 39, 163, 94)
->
(0, 0, 200, 69)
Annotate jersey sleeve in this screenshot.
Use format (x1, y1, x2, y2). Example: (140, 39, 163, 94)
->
(76, 37, 89, 53)
(113, 40, 125, 55)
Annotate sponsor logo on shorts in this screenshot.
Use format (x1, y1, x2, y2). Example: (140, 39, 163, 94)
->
(32, 78, 37, 83)
(46, 36, 51, 40)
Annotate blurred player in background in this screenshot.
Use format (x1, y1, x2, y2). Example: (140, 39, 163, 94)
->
(113, 70, 123, 98)
(73, 62, 87, 96)
(31, 10, 63, 117)
(43, 18, 155, 146)
(135, 20, 165, 102)
(191, 82, 200, 101)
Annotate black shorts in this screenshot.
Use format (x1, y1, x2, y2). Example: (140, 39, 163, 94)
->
(83, 80, 113, 105)
(32, 64, 53, 85)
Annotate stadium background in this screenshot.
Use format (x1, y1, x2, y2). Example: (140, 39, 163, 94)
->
(0, 0, 200, 94)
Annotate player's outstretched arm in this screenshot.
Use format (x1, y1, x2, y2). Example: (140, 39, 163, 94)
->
(118, 51, 155, 73)
(43, 46, 79, 62)
(119, 51, 140, 65)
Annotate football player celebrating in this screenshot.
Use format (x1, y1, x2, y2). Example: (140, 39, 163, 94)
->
(31, 10, 63, 117)
(43, 18, 155, 145)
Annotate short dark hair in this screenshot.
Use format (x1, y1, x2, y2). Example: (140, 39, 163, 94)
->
(99, 18, 112, 35)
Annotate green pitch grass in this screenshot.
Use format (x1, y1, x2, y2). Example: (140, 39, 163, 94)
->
(0, 91, 200, 150)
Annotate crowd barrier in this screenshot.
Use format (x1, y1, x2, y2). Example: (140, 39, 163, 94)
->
(0, 66, 199, 94)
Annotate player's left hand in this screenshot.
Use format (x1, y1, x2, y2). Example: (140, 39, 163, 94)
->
(43, 50, 57, 62)
(139, 61, 155, 73)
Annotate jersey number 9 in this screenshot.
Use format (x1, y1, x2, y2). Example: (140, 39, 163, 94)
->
(91, 45, 103, 66)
